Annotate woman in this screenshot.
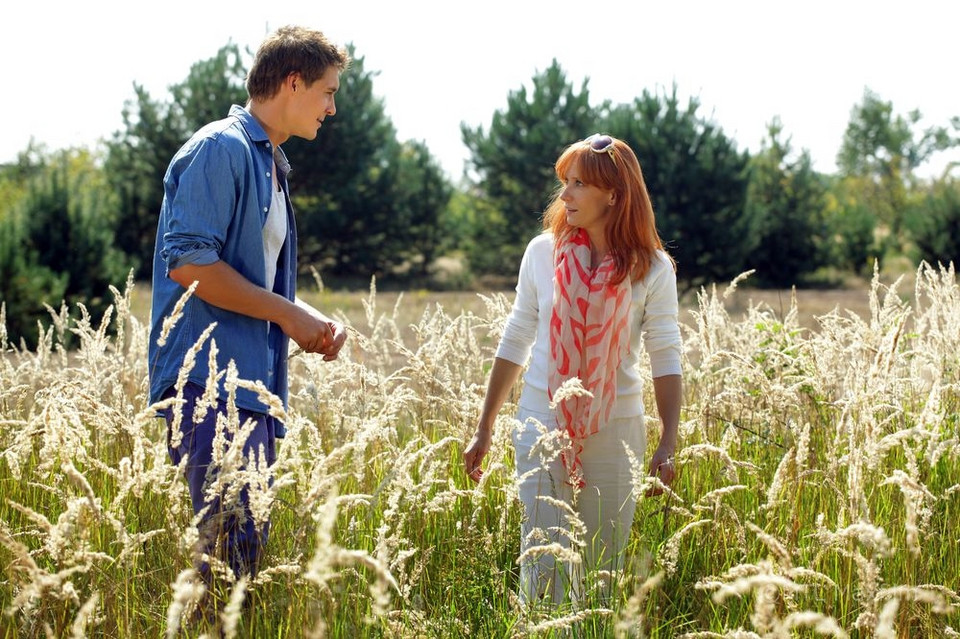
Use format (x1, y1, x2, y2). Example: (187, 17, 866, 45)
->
(463, 134, 682, 605)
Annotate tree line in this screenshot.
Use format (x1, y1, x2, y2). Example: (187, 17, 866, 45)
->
(1, 42, 958, 347)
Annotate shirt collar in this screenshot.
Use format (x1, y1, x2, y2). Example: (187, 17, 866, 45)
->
(228, 104, 291, 177)
(229, 104, 270, 143)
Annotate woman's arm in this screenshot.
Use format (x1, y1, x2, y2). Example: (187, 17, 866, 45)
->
(463, 357, 524, 482)
(647, 373, 682, 495)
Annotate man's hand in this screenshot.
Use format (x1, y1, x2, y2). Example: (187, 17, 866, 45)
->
(288, 298, 347, 361)
(167, 262, 348, 361)
(319, 320, 347, 361)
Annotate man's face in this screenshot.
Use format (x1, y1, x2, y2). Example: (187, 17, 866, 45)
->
(290, 66, 340, 141)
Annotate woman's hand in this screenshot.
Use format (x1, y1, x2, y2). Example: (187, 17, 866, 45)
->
(646, 444, 676, 496)
(463, 427, 493, 483)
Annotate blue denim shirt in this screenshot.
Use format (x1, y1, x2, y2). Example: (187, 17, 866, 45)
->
(148, 105, 297, 435)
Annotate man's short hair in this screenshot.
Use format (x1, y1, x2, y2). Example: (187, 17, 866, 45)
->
(246, 25, 350, 101)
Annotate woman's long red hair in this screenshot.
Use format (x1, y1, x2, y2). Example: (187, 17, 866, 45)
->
(542, 136, 672, 285)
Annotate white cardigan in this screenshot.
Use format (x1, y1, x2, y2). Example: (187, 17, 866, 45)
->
(496, 232, 683, 419)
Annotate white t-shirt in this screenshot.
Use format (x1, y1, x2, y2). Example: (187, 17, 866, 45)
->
(262, 185, 287, 291)
(496, 232, 683, 418)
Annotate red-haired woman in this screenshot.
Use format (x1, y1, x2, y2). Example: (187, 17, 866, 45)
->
(463, 134, 682, 605)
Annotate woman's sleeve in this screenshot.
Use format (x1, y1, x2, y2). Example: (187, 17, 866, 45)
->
(641, 255, 683, 378)
(494, 238, 543, 366)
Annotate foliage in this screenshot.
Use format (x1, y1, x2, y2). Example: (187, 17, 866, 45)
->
(837, 88, 957, 179)
(743, 118, 830, 288)
(0, 150, 131, 347)
(462, 60, 597, 275)
(601, 86, 752, 293)
(823, 177, 882, 275)
(284, 46, 452, 283)
(0, 142, 47, 222)
(104, 43, 248, 277)
(837, 87, 960, 253)
(6, 48, 960, 303)
(390, 140, 455, 279)
(0, 212, 67, 348)
(446, 188, 515, 282)
(905, 176, 960, 267)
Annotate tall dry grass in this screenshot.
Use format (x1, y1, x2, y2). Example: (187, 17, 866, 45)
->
(0, 264, 958, 638)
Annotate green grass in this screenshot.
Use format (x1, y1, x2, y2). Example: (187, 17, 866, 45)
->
(1, 265, 958, 637)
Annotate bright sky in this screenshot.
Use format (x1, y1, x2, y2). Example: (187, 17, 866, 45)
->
(4, 0, 957, 180)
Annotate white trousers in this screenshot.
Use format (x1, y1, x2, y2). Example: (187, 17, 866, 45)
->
(512, 405, 646, 605)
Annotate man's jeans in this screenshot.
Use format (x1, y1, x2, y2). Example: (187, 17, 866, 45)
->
(162, 382, 278, 580)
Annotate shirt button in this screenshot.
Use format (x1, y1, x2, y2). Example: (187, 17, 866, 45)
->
(263, 207, 268, 213)
(266, 171, 271, 178)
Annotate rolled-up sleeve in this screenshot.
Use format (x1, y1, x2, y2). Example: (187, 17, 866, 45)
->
(495, 239, 543, 366)
(159, 138, 238, 274)
(641, 255, 683, 378)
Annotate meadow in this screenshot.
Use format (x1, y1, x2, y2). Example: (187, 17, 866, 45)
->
(1, 264, 958, 638)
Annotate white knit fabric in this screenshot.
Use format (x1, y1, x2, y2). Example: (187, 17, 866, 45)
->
(496, 232, 682, 419)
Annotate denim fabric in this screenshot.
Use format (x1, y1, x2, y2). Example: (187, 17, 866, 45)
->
(148, 105, 296, 431)
(162, 382, 277, 579)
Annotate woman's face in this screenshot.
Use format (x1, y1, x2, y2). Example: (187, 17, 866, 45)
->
(559, 159, 614, 236)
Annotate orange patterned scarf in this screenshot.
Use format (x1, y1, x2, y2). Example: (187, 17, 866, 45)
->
(548, 229, 632, 487)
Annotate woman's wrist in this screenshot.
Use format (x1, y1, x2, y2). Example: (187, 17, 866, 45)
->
(655, 437, 677, 456)
(474, 418, 495, 435)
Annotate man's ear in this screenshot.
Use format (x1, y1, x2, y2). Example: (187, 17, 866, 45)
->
(287, 72, 301, 93)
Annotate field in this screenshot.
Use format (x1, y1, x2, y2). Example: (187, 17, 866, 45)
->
(1, 265, 958, 638)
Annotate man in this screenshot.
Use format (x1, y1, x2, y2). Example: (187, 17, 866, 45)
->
(148, 25, 350, 580)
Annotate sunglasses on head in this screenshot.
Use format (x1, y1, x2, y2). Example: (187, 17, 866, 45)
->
(585, 133, 616, 164)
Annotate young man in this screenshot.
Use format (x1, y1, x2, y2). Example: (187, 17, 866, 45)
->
(148, 25, 350, 580)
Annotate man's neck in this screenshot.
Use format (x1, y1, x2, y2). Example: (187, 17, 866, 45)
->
(247, 100, 288, 148)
